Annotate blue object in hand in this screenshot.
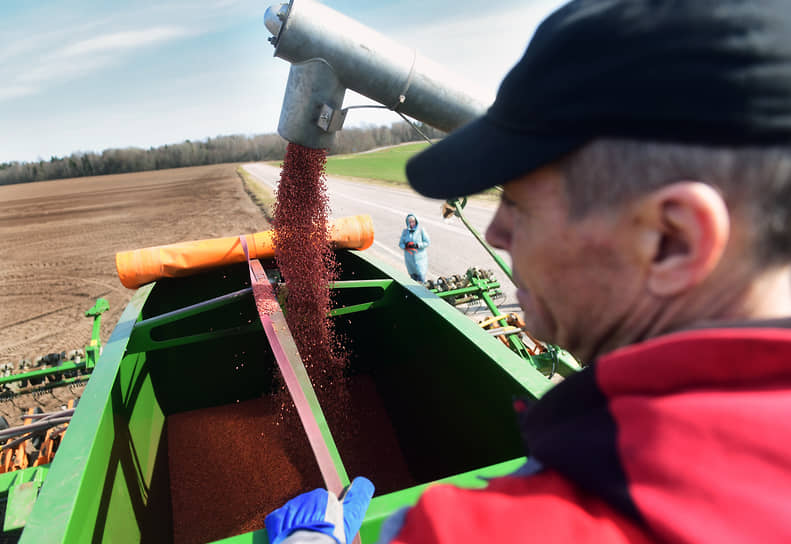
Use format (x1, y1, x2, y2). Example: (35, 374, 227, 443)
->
(265, 477, 375, 544)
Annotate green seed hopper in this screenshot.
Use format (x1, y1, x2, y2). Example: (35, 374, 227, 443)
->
(13, 249, 572, 543)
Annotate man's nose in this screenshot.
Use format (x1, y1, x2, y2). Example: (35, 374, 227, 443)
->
(485, 206, 511, 250)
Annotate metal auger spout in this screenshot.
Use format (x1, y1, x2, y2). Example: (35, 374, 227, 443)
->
(265, 0, 486, 149)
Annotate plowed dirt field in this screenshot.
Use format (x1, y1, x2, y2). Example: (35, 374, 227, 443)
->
(0, 164, 269, 417)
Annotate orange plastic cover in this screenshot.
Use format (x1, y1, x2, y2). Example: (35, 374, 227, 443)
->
(116, 214, 374, 289)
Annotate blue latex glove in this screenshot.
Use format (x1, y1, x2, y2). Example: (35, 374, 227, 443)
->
(265, 477, 375, 544)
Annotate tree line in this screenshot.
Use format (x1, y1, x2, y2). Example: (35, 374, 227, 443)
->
(0, 122, 444, 186)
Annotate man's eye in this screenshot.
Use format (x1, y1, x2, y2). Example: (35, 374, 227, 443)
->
(501, 195, 517, 208)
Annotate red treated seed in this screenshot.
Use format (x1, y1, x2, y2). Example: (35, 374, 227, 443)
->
(168, 395, 323, 544)
(272, 143, 346, 380)
(252, 281, 280, 316)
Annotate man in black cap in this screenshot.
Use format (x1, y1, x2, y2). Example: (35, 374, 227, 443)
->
(266, 1, 791, 542)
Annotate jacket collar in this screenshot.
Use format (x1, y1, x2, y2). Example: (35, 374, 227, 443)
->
(516, 327, 791, 526)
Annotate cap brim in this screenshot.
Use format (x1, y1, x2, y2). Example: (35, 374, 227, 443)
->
(406, 114, 584, 199)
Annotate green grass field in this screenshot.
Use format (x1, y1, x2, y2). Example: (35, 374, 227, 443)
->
(324, 142, 430, 183)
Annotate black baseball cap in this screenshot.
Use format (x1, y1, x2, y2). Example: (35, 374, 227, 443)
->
(407, 0, 791, 199)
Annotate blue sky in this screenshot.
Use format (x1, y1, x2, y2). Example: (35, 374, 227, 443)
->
(0, 0, 566, 164)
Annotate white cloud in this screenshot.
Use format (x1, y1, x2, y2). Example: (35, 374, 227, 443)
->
(394, 0, 567, 103)
(210, 0, 245, 8)
(17, 55, 115, 86)
(0, 85, 37, 102)
(55, 26, 195, 58)
(0, 25, 196, 104)
(0, 18, 113, 66)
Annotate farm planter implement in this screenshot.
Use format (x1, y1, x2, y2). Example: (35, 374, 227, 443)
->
(17, 249, 566, 543)
(0, 299, 108, 396)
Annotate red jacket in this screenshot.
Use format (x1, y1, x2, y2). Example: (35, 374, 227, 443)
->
(384, 328, 791, 543)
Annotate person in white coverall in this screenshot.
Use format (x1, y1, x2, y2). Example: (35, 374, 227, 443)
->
(398, 213, 430, 283)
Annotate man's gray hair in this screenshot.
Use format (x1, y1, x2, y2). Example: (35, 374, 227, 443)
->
(558, 139, 791, 264)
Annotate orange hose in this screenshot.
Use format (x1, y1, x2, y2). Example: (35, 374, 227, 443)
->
(116, 214, 374, 289)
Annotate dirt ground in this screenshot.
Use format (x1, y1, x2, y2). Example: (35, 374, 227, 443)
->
(0, 164, 269, 419)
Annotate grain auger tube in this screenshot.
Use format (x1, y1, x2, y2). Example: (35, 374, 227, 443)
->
(264, 0, 512, 293)
(264, 0, 486, 149)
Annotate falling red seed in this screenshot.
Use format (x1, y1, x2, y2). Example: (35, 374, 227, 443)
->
(272, 143, 345, 380)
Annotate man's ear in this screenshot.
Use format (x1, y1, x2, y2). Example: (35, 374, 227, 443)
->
(633, 182, 730, 297)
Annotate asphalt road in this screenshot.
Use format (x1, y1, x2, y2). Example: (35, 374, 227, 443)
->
(242, 162, 519, 314)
